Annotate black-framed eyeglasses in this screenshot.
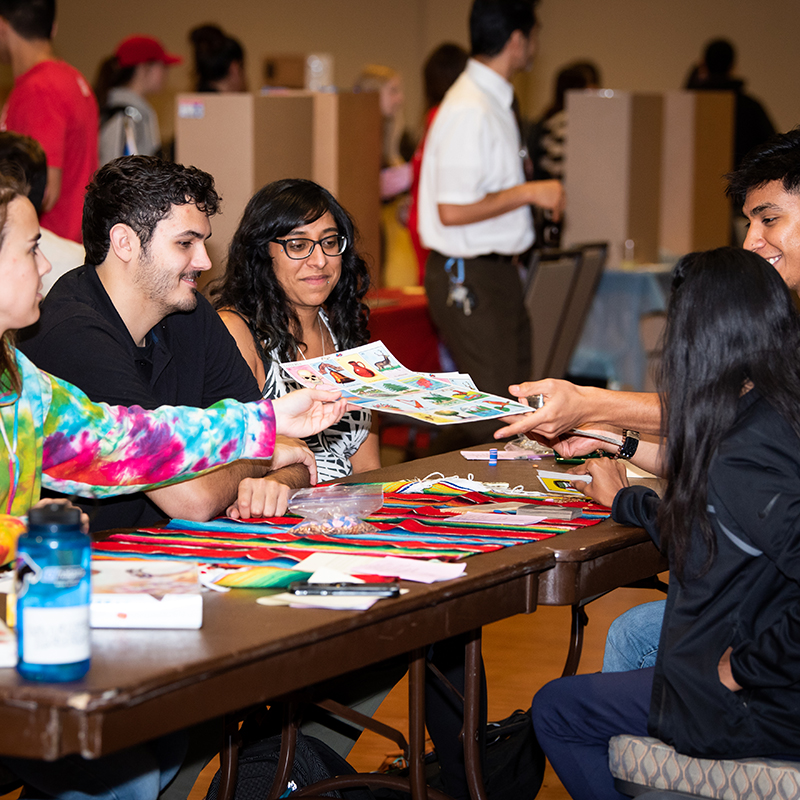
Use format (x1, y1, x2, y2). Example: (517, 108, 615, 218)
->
(273, 234, 347, 260)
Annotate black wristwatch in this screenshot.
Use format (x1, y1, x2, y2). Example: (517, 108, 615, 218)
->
(613, 430, 640, 460)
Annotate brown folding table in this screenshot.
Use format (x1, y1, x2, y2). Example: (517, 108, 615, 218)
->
(338, 449, 668, 676)
(0, 449, 665, 800)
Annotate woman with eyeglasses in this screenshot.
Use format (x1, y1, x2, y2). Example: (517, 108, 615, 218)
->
(211, 179, 380, 483)
(212, 181, 486, 800)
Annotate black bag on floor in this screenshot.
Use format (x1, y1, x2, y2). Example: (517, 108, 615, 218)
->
(484, 707, 545, 799)
(204, 731, 375, 800)
(374, 707, 545, 800)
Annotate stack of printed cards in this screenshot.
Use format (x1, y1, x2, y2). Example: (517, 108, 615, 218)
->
(90, 560, 203, 629)
(0, 619, 16, 667)
(281, 341, 531, 425)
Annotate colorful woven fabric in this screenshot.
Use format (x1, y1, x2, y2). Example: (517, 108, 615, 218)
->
(93, 480, 609, 568)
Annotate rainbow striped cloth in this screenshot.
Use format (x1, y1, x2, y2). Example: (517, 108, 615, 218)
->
(93, 479, 609, 570)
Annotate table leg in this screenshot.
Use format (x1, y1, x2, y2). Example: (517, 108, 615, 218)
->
(463, 629, 487, 800)
(561, 603, 589, 677)
(216, 714, 241, 800)
(269, 700, 300, 800)
(560, 577, 668, 677)
(408, 646, 429, 800)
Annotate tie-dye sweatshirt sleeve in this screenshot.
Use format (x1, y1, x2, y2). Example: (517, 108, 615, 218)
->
(4, 350, 276, 514)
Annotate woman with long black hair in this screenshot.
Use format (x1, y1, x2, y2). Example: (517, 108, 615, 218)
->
(532, 247, 800, 800)
(211, 178, 379, 485)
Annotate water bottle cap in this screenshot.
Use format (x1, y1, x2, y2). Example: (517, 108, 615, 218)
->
(28, 503, 81, 526)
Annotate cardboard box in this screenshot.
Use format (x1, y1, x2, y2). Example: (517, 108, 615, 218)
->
(563, 90, 663, 268)
(175, 91, 381, 287)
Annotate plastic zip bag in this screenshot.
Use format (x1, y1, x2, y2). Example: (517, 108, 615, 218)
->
(288, 484, 384, 535)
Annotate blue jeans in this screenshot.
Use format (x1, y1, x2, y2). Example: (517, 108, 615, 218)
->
(1, 730, 187, 800)
(602, 599, 666, 672)
(531, 668, 654, 800)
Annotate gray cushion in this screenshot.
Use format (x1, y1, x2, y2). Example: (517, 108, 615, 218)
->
(609, 735, 800, 800)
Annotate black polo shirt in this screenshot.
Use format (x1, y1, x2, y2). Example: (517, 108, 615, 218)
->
(20, 264, 262, 530)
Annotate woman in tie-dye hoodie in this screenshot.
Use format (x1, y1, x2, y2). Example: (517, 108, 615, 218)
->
(0, 175, 346, 563)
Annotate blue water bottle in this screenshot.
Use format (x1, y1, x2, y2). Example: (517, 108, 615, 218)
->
(15, 503, 91, 681)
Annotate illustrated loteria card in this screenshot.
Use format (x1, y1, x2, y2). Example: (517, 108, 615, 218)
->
(281, 342, 531, 425)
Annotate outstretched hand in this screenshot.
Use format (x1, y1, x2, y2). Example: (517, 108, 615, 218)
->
(494, 379, 593, 441)
(568, 457, 628, 508)
(272, 387, 347, 439)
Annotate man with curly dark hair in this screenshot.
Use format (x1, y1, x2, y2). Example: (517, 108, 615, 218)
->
(20, 155, 314, 530)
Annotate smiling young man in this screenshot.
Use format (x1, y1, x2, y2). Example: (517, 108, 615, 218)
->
(20, 155, 313, 531)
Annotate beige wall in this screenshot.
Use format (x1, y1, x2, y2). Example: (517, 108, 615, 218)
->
(532, 0, 800, 133)
(2, 0, 796, 155)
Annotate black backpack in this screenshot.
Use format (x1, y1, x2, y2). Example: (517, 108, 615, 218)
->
(375, 707, 546, 800)
(484, 708, 546, 799)
(205, 731, 375, 800)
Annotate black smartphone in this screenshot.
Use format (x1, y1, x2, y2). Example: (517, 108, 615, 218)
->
(288, 581, 400, 598)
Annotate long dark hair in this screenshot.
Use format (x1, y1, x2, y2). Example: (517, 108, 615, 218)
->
(210, 179, 371, 361)
(190, 25, 244, 91)
(0, 171, 31, 394)
(658, 247, 800, 579)
(94, 56, 135, 110)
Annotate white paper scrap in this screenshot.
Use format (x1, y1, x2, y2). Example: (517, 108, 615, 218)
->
(295, 553, 465, 584)
(450, 512, 548, 526)
(356, 556, 466, 584)
(296, 553, 380, 574)
(258, 593, 379, 611)
(308, 568, 364, 585)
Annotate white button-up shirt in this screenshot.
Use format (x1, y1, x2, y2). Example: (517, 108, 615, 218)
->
(418, 58, 534, 259)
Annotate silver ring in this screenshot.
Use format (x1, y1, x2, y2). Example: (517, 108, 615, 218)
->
(527, 393, 545, 410)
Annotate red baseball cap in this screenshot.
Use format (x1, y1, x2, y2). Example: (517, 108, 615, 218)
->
(115, 35, 182, 68)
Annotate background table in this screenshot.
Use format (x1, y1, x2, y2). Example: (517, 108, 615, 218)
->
(569, 266, 673, 390)
(367, 287, 441, 374)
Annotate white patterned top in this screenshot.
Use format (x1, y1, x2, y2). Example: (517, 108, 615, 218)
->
(258, 311, 371, 482)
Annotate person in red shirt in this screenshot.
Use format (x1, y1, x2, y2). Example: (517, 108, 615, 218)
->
(0, 0, 98, 243)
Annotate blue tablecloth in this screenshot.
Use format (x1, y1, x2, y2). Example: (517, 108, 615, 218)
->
(568, 267, 673, 390)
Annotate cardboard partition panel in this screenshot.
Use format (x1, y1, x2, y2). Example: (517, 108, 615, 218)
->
(175, 92, 314, 284)
(175, 91, 381, 287)
(313, 91, 382, 286)
(563, 91, 663, 268)
(660, 91, 734, 258)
